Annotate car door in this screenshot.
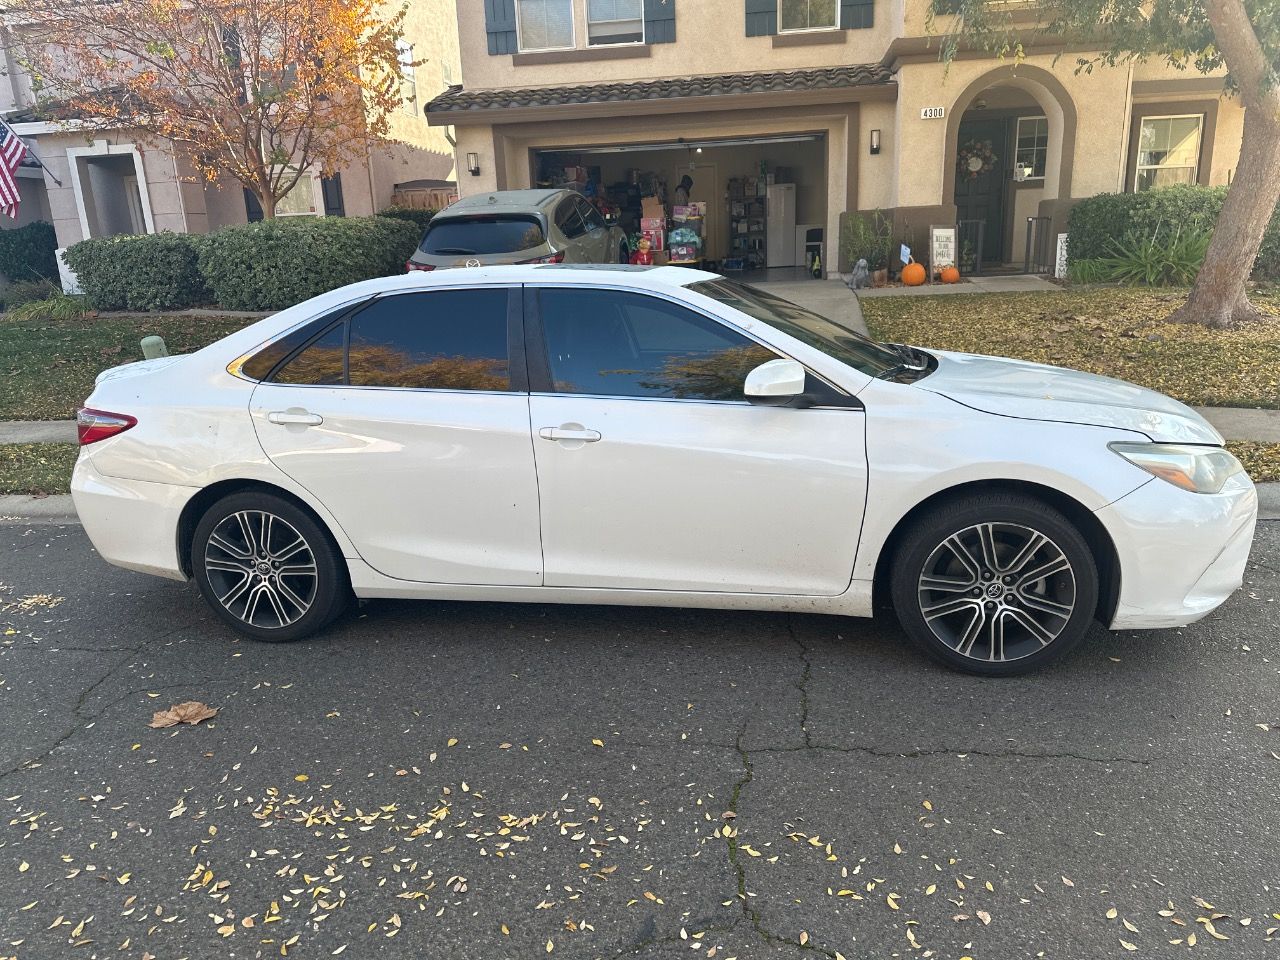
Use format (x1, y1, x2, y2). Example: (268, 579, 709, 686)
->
(574, 196, 612, 262)
(553, 198, 590, 262)
(249, 286, 543, 586)
(526, 285, 868, 596)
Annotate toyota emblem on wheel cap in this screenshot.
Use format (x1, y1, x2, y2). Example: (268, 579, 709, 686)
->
(464, 259, 481, 268)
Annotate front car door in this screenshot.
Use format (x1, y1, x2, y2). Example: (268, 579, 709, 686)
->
(525, 285, 868, 596)
(250, 286, 543, 585)
(553, 198, 589, 262)
(574, 196, 612, 262)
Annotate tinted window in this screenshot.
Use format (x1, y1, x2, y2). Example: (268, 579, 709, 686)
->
(538, 289, 777, 400)
(576, 196, 605, 231)
(273, 323, 346, 385)
(347, 290, 511, 391)
(420, 216, 545, 255)
(555, 199, 587, 239)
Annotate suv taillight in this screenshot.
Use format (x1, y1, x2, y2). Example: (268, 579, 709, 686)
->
(406, 260, 435, 272)
(77, 407, 137, 445)
(519, 250, 565, 265)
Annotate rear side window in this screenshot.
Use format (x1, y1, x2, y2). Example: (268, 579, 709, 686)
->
(555, 199, 587, 239)
(420, 216, 545, 255)
(270, 289, 513, 392)
(348, 290, 511, 390)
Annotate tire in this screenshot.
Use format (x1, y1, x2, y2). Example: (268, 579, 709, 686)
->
(192, 491, 351, 642)
(890, 493, 1098, 676)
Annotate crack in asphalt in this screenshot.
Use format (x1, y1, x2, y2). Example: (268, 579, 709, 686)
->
(787, 614, 814, 750)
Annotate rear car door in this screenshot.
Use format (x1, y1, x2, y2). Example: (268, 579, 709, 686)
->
(249, 286, 543, 585)
(526, 285, 868, 596)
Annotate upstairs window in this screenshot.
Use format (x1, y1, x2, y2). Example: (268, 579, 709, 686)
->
(1014, 116, 1048, 181)
(779, 0, 837, 31)
(1135, 115, 1203, 191)
(518, 0, 575, 51)
(588, 0, 645, 45)
(397, 40, 417, 115)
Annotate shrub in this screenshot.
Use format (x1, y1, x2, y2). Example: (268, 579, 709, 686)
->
(7, 291, 92, 322)
(1091, 225, 1213, 286)
(0, 277, 58, 309)
(841, 209, 893, 272)
(194, 216, 421, 311)
(63, 232, 209, 311)
(378, 206, 437, 231)
(0, 221, 59, 282)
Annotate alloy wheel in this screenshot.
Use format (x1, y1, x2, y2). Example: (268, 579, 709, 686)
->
(203, 510, 318, 629)
(916, 521, 1077, 663)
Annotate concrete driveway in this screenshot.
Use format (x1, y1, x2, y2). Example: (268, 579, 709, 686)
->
(1, 522, 1278, 959)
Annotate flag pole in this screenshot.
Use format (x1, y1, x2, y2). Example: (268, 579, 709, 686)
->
(0, 115, 62, 187)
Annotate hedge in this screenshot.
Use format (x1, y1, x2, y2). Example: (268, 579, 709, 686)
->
(0, 221, 59, 283)
(194, 216, 421, 311)
(1067, 185, 1280, 280)
(64, 232, 209, 311)
(378, 206, 437, 231)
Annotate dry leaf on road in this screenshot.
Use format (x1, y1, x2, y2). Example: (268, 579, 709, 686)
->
(149, 701, 218, 728)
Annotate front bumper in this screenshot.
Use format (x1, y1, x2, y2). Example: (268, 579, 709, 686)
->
(71, 454, 196, 581)
(1098, 472, 1258, 630)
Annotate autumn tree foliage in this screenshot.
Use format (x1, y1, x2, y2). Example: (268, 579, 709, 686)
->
(933, 0, 1280, 329)
(8, 0, 413, 217)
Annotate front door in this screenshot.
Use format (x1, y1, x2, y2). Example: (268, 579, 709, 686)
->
(526, 285, 867, 596)
(250, 286, 543, 585)
(954, 118, 1007, 265)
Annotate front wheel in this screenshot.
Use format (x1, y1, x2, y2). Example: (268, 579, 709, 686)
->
(890, 494, 1098, 676)
(192, 491, 350, 642)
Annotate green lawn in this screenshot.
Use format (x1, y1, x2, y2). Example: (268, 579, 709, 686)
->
(0, 443, 79, 495)
(860, 286, 1280, 410)
(0, 313, 256, 420)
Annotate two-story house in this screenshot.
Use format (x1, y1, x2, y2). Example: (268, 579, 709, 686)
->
(0, 0, 462, 252)
(428, 0, 1244, 274)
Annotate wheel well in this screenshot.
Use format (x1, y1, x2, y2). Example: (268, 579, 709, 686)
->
(871, 480, 1121, 625)
(176, 479, 342, 578)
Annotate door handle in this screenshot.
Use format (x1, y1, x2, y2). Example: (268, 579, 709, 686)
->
(267, 410, 324, 426)
(538, 426, 601, 443)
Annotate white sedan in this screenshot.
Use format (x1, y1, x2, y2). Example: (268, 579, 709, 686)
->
(71, 266, 1257, 675)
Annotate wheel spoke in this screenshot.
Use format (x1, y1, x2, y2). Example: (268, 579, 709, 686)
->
(272, 537, 309, 563)
(977, 523, 1000, 572)
(955, 604, 987, 657)
(206, 556, 253, 575)
(1003, 531, 1047, 576)
(208, 531, 251, 560)
(259, 582, 290, 627)
(921, 596, 981, 622)
(1018, 554, 1071, 587)
(217, 572, 253, 607)
(1005, 607, 1057, 646)
(942, 534, 983, 581)
(274, 576, 311, 615)
(919, 572, 976, 594)
(1017, 590, 1074, 619)
(987, 608, 1007, 661)
(235, 512, 259, 556)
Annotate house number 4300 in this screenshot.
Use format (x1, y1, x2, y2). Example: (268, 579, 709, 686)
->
(920, 106, 945, 120)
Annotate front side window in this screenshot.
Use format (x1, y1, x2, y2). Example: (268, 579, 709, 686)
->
(1014, 116, 1048, 180)
(575, 196, 606, 231)
(780, 0, 837, 31)
(538, 288, 778, 400)
(1135, 115, 1203, 192)
(587, 0, 644, 45)
(272, 290, 512, 391)
(555, 199, 587, 239)
(518, 0, 575, 50)
(689, 278, 900, 378)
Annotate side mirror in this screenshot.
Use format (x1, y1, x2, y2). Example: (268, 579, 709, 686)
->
(744, 358, 807, 406)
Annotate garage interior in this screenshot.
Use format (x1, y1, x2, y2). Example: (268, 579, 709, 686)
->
(533, 133, 827, 278)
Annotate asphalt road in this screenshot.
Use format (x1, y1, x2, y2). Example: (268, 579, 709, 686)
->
(1, 522, 1278, 960)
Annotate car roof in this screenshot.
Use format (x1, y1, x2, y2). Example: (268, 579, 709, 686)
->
(439, 189, 568, 216)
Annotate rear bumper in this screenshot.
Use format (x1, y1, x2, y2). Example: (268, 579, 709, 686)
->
(1098, 472, 1258, 630)
(71, 455, 195, 581)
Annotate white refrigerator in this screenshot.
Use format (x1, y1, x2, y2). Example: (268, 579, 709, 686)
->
(766, 183, 797, 268)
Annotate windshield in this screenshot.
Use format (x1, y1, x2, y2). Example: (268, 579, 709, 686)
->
(689, 278, 902, 377)
(420, 216, 546, 255)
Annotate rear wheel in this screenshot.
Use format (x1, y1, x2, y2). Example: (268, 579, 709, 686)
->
(192, 491, 350, 642)
(890, 494, 1098, 676)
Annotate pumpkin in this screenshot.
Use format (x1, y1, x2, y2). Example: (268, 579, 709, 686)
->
(901, 260, 927, 286)
(940, 264, 961, 284)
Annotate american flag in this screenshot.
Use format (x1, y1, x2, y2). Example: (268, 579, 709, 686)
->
(0, 124, 28, 219)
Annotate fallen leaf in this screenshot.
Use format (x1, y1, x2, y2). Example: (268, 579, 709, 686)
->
(149, 701, 217, 728)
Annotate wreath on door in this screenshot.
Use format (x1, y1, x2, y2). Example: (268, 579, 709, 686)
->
(957, 139, 999, 179)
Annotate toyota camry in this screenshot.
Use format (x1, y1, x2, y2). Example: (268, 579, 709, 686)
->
(71, 265, 1258, 675)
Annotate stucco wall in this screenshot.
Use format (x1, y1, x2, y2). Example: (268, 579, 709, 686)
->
(456, 0, 895, 90)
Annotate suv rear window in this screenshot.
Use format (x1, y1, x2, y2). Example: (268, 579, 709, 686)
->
(420, 216, 545, 256)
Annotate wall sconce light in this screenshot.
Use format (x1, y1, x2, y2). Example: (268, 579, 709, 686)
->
(466, 152, 480, 176)
(869, 129, 881, 156)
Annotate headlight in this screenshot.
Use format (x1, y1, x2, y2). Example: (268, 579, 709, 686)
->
(1109, 442, 1244, 494)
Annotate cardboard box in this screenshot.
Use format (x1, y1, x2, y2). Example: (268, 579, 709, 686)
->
(641, 227, 665, 251)
(651, 250, 670, 266)
(641, 196, 665, 219)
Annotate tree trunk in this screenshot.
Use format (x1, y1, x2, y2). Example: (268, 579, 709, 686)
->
(1166, 110, 1280, 329)
(257, 191, 277, 220)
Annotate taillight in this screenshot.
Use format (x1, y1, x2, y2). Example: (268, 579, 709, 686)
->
(406, 260, 435, 272)
(519, 250, 565, 265)
(77, 407, 137, 445)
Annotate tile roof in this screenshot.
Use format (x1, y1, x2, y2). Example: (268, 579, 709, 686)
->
(426, 63, 894, 115)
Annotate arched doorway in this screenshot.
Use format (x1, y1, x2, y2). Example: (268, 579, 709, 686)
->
(944, 65, 1076, 271)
